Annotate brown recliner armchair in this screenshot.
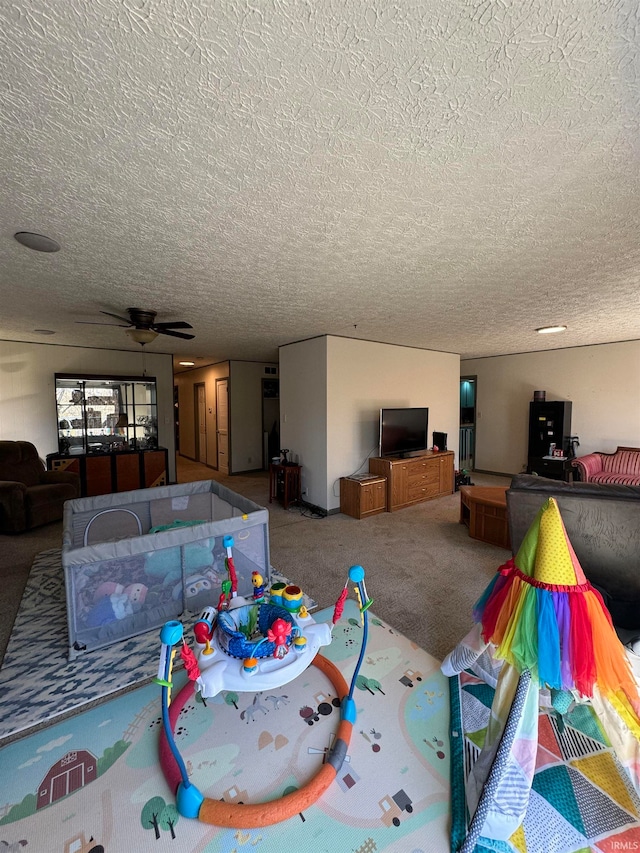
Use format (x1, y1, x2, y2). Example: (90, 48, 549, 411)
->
(0, 441, 80, 534)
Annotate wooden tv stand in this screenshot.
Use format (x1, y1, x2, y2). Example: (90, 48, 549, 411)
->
(369, 451, 454, 512)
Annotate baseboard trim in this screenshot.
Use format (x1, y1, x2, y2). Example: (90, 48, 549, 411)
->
(473, 468, 517, 479)
(298, 499, 328, 517)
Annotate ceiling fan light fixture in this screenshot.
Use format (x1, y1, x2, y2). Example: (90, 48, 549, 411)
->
(535, 325, 567, 334)
(127, 328, 158, 345)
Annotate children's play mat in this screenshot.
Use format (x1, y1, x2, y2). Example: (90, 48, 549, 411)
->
(0, 598, 450, 852)
(2, 594, 639, 853)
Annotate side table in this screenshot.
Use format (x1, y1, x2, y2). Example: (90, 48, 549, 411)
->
(269, 463, 302, 510)
(340, 475, 387, 519)
(459, 485, 511, 550)
(527, 456, 574, 482)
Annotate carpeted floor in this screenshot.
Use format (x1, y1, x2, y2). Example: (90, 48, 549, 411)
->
(0, 456, 511, 670)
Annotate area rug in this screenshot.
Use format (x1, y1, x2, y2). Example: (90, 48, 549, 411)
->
(0, 549, 314, 742)
(449, 667, 640, 852)
(0, 599, 450, 852)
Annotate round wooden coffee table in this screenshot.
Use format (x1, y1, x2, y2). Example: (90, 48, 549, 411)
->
(459, 485, 511, 550)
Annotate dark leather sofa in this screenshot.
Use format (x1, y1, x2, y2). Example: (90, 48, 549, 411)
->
(0, 440, 80, 534)
(507, 474, 640, 633)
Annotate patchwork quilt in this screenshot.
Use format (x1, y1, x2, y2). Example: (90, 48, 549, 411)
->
(449, 664, 640, 853)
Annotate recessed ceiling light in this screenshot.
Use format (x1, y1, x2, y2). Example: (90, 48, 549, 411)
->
(33, 329, 55, 335)
(179, 361, 195, 366)
(14, 231, 61, 252)
(535, 325, 567, 334)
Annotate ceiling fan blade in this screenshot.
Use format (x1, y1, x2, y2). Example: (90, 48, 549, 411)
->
(75, 320, 129, 327)
(101, 310, 133, 324)
(152, 321, 193, 330)
(156, 328, 196, 340)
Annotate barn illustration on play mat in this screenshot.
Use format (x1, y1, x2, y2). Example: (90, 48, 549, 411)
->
(37, 750, 97, 809)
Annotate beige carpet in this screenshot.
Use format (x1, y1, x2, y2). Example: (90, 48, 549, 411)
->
(174, 457, 512, 662)
(0, 456, 511, 665)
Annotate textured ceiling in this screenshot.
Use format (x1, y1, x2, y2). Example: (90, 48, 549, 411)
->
(1, 0, 639, 368)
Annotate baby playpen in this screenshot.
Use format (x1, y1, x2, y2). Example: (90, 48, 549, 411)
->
(61, 480, 270, 659)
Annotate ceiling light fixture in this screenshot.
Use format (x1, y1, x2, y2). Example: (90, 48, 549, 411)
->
(126, 328, 158, 345)
(14, 231, 61, 252)
(33, 329, 55, 335)
(179, 361, 195, 366)
(535, 325, 567, 334)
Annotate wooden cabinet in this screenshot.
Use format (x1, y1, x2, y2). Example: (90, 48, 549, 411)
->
(114, 452, 141, 493)
(47, 448, 168, 497)
(84, 455, 113, 497)
(439, 453, 455, 494)
(144, 449, 170, 488)
(340, 476, 387, 519)
(368, 451, 454, 511)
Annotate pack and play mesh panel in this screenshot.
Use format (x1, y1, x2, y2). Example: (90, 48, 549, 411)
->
(62, 480, 270, 659)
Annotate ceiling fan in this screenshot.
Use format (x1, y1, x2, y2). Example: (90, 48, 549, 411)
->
(77, 307, 195, 345)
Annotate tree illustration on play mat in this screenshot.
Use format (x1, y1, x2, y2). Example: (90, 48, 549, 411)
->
(141, 796, 180, 840)
(224, 691, 239, 710)
(282, 785, 305, 821)
(355, 675, 385, 695)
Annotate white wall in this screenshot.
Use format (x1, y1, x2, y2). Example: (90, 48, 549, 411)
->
(461, 340, 640, 475)
(279, 337, 328, 507)
(280, 335, 460, 512)
(230, 361, 279, 472)
(0, 340, 176, 479)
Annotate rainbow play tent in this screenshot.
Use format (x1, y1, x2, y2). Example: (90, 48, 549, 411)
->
(443, 497, 640, 852)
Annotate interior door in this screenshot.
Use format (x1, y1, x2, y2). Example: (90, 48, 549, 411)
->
(216, 378, 229, 474)
(195, 383, 207, 464)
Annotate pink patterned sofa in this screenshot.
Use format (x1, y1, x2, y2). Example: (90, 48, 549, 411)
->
(571, 446, 640, 485)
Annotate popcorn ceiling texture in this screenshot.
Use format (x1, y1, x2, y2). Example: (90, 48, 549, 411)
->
(1, 0, 639, 361)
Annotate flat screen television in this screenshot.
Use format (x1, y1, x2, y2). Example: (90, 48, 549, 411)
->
(379, 407, 429, 458)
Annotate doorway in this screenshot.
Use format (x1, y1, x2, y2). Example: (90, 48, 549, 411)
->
(174, 385, 179, 454)
(262, 378, 280, 470)
(459, 376, 476, 471)
(216, 378, 229, 474)
(194, 383, 207, 464)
